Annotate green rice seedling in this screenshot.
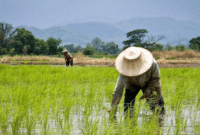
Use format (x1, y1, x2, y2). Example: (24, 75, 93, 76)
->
(194, 122, 200, 135)
(0, 65, 199, 134)
(10, 108, 24, 135)
(86, 118, 99, 135)
(174, 109, 182, 135)
(182, 119, 188, 134)
(62, 109, 73, 134)
(103, 119, 118, 134)
(0, 106, 10, 134)
(42, 109, 49, 135)
(24, 111, 36, 135)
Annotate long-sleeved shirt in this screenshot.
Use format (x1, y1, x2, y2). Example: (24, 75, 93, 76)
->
(63, 52, 73, 61)
(111, 59, 161, 108)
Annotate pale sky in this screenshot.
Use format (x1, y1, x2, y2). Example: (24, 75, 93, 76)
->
(1, 0, 200, 28)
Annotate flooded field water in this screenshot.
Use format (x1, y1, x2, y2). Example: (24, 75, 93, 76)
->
(2, 103, 200, 135)
(0, 65, 199, 134)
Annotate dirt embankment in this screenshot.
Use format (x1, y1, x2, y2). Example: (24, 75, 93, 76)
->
(153, 50, 200, 68)
(1, 51, 200, 68)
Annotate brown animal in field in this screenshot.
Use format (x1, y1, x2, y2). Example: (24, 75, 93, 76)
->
(62, 50, 73, 66)
(140, 82, 161, 101)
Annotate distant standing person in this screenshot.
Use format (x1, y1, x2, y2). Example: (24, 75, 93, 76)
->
(109, 47, 165, 118)
(62, 50, 73, 66)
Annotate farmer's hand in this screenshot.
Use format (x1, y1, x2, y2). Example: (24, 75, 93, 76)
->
(140, 89, 152, 100)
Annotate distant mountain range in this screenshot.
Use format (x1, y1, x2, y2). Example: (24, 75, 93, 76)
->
(16, 17, 200, 48)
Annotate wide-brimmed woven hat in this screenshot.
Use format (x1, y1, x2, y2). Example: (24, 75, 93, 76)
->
(62, 49, 68, 53)
(115, 47, 153, 76)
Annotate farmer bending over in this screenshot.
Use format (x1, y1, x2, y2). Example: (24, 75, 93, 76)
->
(110, 47, 165, 118)
(62, 50, 73, 66)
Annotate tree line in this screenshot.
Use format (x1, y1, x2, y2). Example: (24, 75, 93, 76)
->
(0, 22, 120, 56)
(0, 23, 63, 56)
(0, 22, 199, 57)
(122, 29, 200, 51)
(64, 37, 120, 56)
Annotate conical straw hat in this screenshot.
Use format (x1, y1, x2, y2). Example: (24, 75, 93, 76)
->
(62, 49, 68, 53)
(115, 47, 153, 76)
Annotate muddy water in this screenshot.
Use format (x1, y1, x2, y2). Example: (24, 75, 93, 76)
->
(3, 106, 200, 134)
(67, 104, 200, 134)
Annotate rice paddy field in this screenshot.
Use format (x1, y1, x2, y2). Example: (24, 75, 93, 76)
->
(0, 64, 199, 134)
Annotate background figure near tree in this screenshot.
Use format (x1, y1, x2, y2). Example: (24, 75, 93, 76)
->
(62, 50, 73, 66)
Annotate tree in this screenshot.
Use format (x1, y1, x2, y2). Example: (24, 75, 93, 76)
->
(123, 29, 165, 51)
(189, 36, 200, 51)
(123, 29, 148, 46)
(189, 43, 199, 50)
(14, 28, 35, 54)
(46, 37, 62, 55)
(83, 44, 96, 55)
(63, 43, 75, 53)
(0, 22, 17, 54)
(0, 47, 8, 55)
(74, 45, 82, 53)
(165, 44, 174, 51)
(34, 38, 49, 55)
(143, 35, 164, 50)
(12, 41, 23, 54)
(175, 45, 187, 51)
(150, 43, 164, 51)
(104, 42, 119, 54)
(91, 37, 105, 52)
(57, 46, 64, 56)
(8, 48, 16, 56)
(0, 23, 13, 47)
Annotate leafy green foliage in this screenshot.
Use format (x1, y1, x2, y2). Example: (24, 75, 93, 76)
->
(123, 29, 148, 46)
(1, 21, 199, 57)
(63, 43, 75, 53)
(0, 23, 17, 55)
(0, 47, 8, 55)
(14, 28, 35, 54)
(165, 44, 174, 51)
(123, 29, 165, 51)
(34, 38, 49, 55)
(74, 45, 82, 53)
(46, 37, 62, 55)
(83, 45, 96, 55)
(189, 36, 200, 51)
(63, 44, 83, 53)
(90, 37, 105, 52)
(175, 45, 187, 51)
(189, 43, 199, 50)
(0, 22, 63, 56)
(103, 42, 119, 54)
(87, 37, 119, 55)
(149, 43, 164, 51)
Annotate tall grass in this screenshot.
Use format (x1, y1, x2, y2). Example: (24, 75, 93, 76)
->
(152, 50, 200, 60)
(0, 64, 199, 134)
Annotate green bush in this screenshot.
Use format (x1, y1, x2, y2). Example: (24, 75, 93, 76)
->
(9, 48, 16, 56)
(83, 46, 96, 55)
(0, 48, 8, 55)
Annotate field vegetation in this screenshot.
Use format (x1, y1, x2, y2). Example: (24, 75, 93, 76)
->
(1, 50, 200, 67)
(1, 22, 200, 59)
(0, 65, 199, 134)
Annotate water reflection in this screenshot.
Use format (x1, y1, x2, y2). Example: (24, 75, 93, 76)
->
(1, 106, 199, 134)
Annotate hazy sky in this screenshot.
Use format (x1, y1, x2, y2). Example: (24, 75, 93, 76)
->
(1, 0, 200, 29)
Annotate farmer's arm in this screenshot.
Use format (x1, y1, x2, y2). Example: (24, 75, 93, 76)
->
(145, 60, 162, 99)
(111, 74, 127, 111)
